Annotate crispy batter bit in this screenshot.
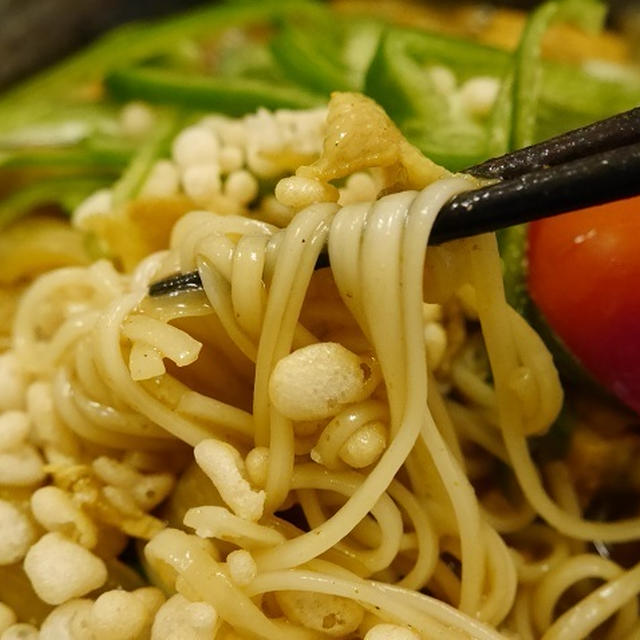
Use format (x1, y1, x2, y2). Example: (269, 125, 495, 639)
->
(296, 92, 450, 193)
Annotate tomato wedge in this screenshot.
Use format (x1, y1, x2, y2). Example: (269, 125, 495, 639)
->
(528, 195, 640, 414)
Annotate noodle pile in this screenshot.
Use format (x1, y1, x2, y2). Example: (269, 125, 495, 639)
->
(1, 92, 639, 640)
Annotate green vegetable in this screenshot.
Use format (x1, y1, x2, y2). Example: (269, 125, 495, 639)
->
(0, 147, 130, 173)
(0, 1, 329, 223)
(496, 225, 530, 318)
(341, 20, 385, 88)
(366, 30, 452, 124)
(509, 0, 606, 150)
(365, 13, 640, 170)
(485, 74, 514, 158)
(0, 177, 112, 230)
(270, 24, 358, 94)
(0, 0, 323, 134)
(365, 29, 489, 170)
(105, 67, 323, 115)
(112, 110, 183, 207)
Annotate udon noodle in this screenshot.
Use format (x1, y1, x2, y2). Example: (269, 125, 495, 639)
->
(2, 92, 640, 640)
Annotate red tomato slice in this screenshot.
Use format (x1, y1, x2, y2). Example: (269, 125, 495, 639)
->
(528, 195, 640, 414)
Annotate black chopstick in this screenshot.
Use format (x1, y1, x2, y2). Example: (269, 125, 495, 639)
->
(148, 271, 203, 297)
(467, 106, 640, 180)
(148, 107, 640, 297)
(432, 141, 640, 243)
